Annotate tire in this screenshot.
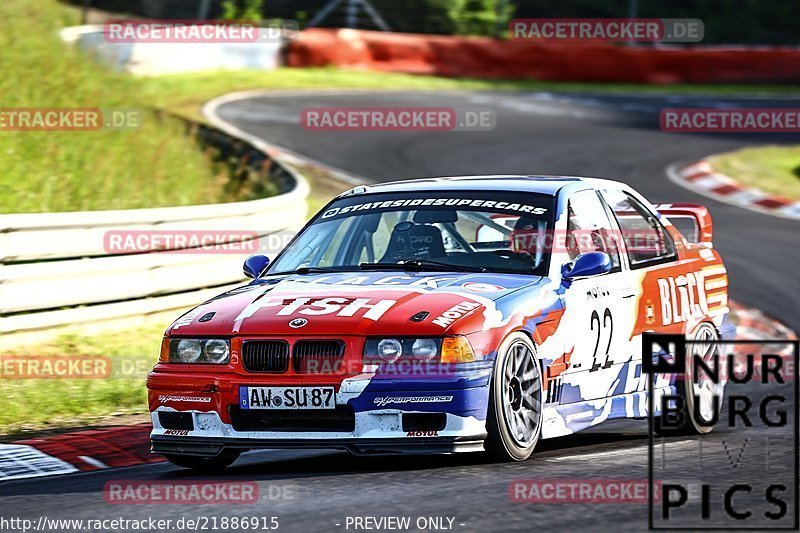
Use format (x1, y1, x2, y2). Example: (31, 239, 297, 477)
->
(163, 452, 241, 472)
(485, 333, 544, 461)
(657, 322, 724, 436)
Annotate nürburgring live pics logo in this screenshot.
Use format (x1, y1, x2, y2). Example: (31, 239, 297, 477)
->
(643, 333, 799, 530)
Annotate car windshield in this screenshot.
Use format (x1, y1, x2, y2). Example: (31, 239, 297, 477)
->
(267, 190, 556, 276)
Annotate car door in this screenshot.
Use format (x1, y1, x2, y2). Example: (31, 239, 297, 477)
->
(600, 188, 683, 398)
(558, 189, 640, 404)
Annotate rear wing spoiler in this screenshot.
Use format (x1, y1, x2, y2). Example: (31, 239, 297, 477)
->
(654, 203, 713, 246)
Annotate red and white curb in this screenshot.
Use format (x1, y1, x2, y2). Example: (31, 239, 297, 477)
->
(729, 301, 798, 358)
(1, 424, 158, 482)
(668, 160, 800, 220)
(0, 444, 78, 481)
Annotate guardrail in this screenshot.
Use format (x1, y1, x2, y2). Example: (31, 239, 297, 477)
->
(0, 114, 309, 337)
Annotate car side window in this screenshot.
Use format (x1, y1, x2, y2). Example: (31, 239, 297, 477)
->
(566, 190, 622, 273)
(601, 189, 677, 269)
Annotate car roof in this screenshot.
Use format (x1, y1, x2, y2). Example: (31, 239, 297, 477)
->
(340, 175, 627, 197)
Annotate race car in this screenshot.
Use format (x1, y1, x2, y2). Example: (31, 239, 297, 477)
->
(147, 175, 734, 470)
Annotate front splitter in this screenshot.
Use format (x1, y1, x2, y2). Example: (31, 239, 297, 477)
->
(151, 434, 487, 457)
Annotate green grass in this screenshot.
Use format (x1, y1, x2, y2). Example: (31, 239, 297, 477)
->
(0, 323, 167, 434)
(710, 145, 800, 201)
(0, 0, 232, 213)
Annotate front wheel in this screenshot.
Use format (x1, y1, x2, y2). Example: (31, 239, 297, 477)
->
(163, 452, 241, 472)
(485, 333, 544, 461)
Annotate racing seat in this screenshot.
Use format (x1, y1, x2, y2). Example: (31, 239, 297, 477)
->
(379, 221, 446, 262)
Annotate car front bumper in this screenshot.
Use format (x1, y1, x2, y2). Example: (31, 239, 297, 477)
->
(148, 364, 493, 457)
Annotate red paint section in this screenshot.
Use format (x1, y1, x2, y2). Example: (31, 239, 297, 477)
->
(683, 171, 709, 182)
(710, 184, 743, 195)
(14, 424, 159, 471)
(286, 29, 800, 84)
(754, 197, 791, 209)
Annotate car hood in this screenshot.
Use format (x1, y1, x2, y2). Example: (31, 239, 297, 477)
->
(166, 271, 544, 337)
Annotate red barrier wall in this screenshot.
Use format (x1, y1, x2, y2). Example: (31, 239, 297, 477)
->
(286, 29, 800, 84)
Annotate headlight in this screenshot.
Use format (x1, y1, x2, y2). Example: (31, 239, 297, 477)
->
(411, 338, 439, 359)
(204, 339, 230, 364)
(175, 339, 202, 363)
(377, 339, 403, 362)
(364, 338, 443, 362)
(168, 338, 230, 364)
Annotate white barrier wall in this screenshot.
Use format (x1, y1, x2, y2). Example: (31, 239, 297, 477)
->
(60, 25, 283, 76)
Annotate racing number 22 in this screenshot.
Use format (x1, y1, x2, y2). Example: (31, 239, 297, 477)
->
(590, 308, 614, 372)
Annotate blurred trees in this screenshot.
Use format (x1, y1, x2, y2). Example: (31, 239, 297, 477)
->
(220, 0, 264, 21)
(66, 0, 800, 44)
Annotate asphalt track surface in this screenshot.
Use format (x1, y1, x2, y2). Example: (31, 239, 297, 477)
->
(2, 90, 799, 532)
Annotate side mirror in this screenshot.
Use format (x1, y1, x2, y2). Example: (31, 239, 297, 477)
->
(561, 252, 611, 280)
(243, 255, 270, 279)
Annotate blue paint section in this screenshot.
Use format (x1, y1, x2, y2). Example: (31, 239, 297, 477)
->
(610, 361, 633, 396)
(554, 385, 678, 434)
(719, 312, 737, 342)
(559, 381, 582, 405)
(350, 386, 489, 421)
(353, 363, 493, 420)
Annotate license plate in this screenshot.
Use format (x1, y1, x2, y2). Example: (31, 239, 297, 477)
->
(240, 386, 335, 410)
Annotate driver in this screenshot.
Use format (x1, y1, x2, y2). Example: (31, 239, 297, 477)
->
(511, 217, 544, 258)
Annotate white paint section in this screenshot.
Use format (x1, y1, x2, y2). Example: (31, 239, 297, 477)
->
(78, 456, 109, 469)
(680, 161, 713, 176)
(780, 203, 800, 218)
(725, 189, 766, 205)
(0, 444, 78, 481)
(692, 173, 733, 189)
